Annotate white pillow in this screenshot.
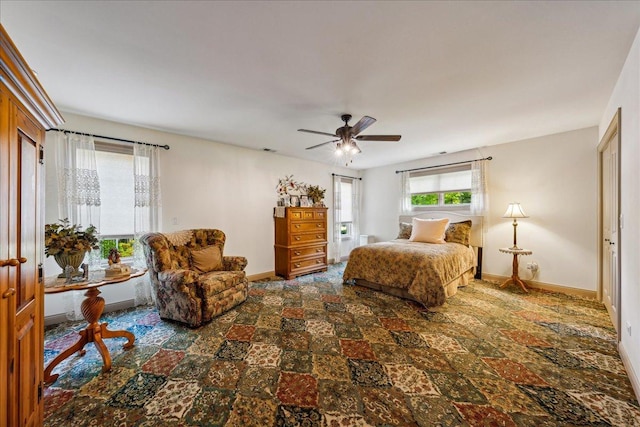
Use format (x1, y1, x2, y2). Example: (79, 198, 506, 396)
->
(409, 218, 450, 244)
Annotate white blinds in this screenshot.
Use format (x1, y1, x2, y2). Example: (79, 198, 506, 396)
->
(409, 168, 471, 194)
(95, 149, 135, 236)
(340, 180, 353, 222)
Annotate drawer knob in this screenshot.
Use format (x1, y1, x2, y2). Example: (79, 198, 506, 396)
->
(316, 224, 322, 227)
(294, 251, 301, 256)
(2, 288, 15, 299)
(295, 237, 301, 241)
(316, 260, 322, 264)
(316, 235, 321, 239)
(316, 248, 322, 252)
(295, 224, 300, 228)
(294, 263, 301, 268)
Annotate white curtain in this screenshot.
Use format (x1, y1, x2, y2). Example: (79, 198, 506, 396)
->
(333, 176, 361, 260)
(133, 144, 162, 305)
(53, 132, 101, 320)
(351, 178, 361, 247)
(470, 159, 489, 216)
(400, 171, 412, 214)
(332, 175, 342, 263)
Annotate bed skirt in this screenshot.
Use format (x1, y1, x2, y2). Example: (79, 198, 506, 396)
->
(349, 267, 475, 307)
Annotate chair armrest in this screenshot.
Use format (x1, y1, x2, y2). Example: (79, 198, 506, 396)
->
(223, 256, 248, 271)
(157, 269, 201, 297)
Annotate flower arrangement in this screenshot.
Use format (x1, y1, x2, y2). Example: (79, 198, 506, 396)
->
(306, 185, 326, 205)
(44, 218, 100, 257)
(276, 176, 325, 207)
(276, 175, 307, 197)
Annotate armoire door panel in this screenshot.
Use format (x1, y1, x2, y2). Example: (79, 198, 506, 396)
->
(6, 104, 44, 427)
(18, 131, 37, 310)
(16, 310, 38, 427)
(1, 24, 63, 427)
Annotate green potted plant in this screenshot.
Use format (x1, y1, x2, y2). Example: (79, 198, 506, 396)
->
(45, 218, 99, 277)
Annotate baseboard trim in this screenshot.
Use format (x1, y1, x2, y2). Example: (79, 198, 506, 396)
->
(619, 341, 640, 403)
(247, 271, 276, 281)
(481, 273, 597, 299)
(45, 298, 136, 326)
(248, 262, 341, 281)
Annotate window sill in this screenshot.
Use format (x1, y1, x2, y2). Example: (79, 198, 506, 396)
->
(411, 205, 471, 212)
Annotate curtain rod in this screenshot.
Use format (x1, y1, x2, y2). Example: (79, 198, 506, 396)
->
(395, 156, 492, 174)
(331, 173, 362, 180)
(48, 129, 170, 150)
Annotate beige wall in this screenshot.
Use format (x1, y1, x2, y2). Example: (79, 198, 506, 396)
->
(43, 112, 355, 318)
(360, 126, 599, 291)
(482, 127, 598, 290)
(600, 26, 640, 397)
(43, 117, 601, 318)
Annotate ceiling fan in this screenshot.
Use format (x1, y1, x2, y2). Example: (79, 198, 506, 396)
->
(298, 114, 401, 162)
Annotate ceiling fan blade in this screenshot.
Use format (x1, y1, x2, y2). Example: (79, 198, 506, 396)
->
(298, 129, 338, 138)
(355, 135, 402, 141)
(350, 116, 377, 136)
(306, 139, 339, 150)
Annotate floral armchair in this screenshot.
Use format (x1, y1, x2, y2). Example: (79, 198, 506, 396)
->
(140, 229, 248, 327)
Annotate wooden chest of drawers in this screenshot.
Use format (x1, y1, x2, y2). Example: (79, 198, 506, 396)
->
(274, 207, 328, 279)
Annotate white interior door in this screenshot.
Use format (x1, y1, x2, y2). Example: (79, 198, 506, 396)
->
(600, 110, 620, 336)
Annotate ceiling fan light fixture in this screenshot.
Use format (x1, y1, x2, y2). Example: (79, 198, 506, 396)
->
(299, 114, 401, 166)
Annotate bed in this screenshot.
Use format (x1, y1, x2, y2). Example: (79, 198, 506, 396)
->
(342, 212, 483, 307)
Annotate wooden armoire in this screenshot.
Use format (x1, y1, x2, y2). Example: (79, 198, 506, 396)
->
(0, 25, 63, 427)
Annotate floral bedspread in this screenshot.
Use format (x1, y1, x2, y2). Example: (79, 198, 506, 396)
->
(343, 239, 476, 306)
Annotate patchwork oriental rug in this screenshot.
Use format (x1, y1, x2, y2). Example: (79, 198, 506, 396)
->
(43, 263, 640, 426)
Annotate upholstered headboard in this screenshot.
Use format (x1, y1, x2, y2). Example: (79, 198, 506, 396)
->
(398, 211, 484, 248)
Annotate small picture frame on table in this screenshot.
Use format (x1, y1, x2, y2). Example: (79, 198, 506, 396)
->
(300, 195, 310, 207)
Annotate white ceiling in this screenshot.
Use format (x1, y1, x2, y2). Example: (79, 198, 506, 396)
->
(1, 1, 639, 169)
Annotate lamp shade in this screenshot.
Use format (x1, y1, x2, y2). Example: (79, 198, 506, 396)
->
(503, 203, 528, 219)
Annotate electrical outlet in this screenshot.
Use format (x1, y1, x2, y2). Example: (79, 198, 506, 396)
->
(626, 321, 632, 336)
(526, 262, 539, 272)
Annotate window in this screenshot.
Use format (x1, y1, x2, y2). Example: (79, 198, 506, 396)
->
(340, 180, 353, 239)
(409, 165, 471, 209)
(94, 142, 135, 262)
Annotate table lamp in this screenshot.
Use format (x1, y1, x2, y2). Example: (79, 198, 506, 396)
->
(503, 203, 528, 250)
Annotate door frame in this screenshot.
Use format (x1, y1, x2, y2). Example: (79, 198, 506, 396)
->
(597, 107, 621, 341)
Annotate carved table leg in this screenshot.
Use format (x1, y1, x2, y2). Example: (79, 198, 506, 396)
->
(101, 323, 135, 349)
(43, 330, 89, 384)
(81, 287, 110, 371)
(500, 277, 514, 288)
(44, 287, 136, 383)
(514, 277, 529, 293)
(499, 254, 529, 293)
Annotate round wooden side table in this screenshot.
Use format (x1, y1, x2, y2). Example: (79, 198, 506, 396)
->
(43, 269, 146, 384)
(498, 247, 532, 292)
